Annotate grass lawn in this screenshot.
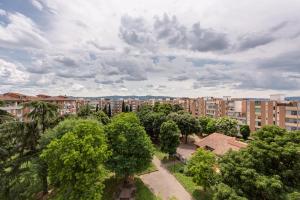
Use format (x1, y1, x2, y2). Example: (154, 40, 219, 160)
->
(154, 146, 168, 160)
(137, 163, 158, 175)
(135, 177, 162, 200)
(166, 163, 213, 200)
(102, 176, 161, 200)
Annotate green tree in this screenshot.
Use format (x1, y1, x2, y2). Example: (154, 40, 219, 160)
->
(77, 104, 93, 118)
(125, 105, 129, 112)
(206, 118, 217, 134)
(199, 116, 216, 135)
(0, 121, 42, 199)
(168, 112, 201, 143)
(108, 104, 112, 117)
(139, 111, 166, 142)
(25, 101, 58, 134)
(105, 113, 154, 183)
(217, 126, 300, 200)
(41, 119, 110, 200)
(213, 183, 247, 200)
(153, 103, 173, 115)
(240, 124, 250, 140)
(159, 120, 180, 157)
(93, 110, 110, 125)
(122, 100, 125, 112)
(215, 117, 238, 136)
(186, 148, 217, 190)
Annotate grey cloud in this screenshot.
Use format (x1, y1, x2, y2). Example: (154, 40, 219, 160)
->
(146, 84, 154, 88)
(54, 56, 78, 67)
(95, 79, 115, 85)
(258, 50, 300, 72)
(236, 73, 300, 90)
(168, 75, 189, 81)
(238, 34, 275, 51)
(119, 15, 156, 51)
(192, 63, 300, 91)
(120, 14, 230, 52)
(154, 14, 188, 48)
(269, 21, 289, 32)
(189, 23, 229, 51)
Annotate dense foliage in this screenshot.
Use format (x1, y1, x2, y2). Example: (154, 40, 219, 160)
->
(215, 117, 238, 136)
(215, 126, 300, 200)
(168, 112, 201, 143)
(240, 124, 250, 140)
(105, 113, 154, 180)
(159, 120, 180, 156)
(41, 119, 110, 199)
(186, 148, 217, 190)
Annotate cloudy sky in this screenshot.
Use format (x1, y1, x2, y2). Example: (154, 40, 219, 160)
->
(0, 0, 300, 97)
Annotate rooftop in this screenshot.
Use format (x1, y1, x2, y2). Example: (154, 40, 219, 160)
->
(195, 133, 248, 156)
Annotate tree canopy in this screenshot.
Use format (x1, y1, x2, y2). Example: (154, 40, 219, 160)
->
(186, 148, 217, 190)
(41, 119, 110, 200)
(240, 124, 250, 140)
(168, 112, 201, 143)
(105, 113, 154, 180)
(215, 125, 300, 200)
(159, 120, 180, 156)
(215, 117, 238, 136)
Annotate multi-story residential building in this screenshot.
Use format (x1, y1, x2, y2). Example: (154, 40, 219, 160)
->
(189, 97, 205, 117)
(226, 99, 247, 125)
(0, 93, 78, 120)
(205, 97, 226, 118)
(246, 99, 277, 131)
(277, 101, 300, 131)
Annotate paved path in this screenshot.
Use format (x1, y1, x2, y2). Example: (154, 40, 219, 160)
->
(140, 156, 193, 200)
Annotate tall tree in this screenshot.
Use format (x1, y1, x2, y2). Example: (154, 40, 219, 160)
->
(186, 148, 217, 191)
(24, 101, 58, 134)
(122, 100, 125, 112)
(77, 104, 93, 118)
(215, 117, 238, 136)
(0, 121, 42, 199)
(168, 112, 201, 143)
(199, 116, 216, 135)
(216, 126, 300, 200)
(159, 120, 180, 157)
(105, 113, 154, 183)
(41, 119, 110, 200)
(93, 110, 110, 125)
(108, 104, 112, 117)
(240, 124, 250, 140)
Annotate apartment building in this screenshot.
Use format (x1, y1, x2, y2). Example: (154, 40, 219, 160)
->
(226, 99, 247, 125)
(205, 97, 226, 118)
(246, 100, 277, 131)
(189, 97, 205, 117)
(277, 102, 300, 131)
(0, 93, 77, 120)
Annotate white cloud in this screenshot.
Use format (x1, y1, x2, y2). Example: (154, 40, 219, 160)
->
(0, 12, 48, 49)
(0, 0, 300, 97)
(0, 59, 29, 85)
(31, 0, 44, 11)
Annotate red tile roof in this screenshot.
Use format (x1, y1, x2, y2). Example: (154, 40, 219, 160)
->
(195, 133, 247, 156)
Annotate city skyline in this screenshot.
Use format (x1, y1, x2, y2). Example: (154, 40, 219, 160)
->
(1, 0, 300, 97)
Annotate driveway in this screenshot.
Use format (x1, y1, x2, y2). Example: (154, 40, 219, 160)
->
(140, 156, 193, 200)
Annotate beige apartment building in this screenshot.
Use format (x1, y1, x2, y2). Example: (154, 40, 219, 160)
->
(0, 92, 78, 121)
(277, 102, 300, 131)
(246, 100, 277, 131)
(204, 97, 226, 118)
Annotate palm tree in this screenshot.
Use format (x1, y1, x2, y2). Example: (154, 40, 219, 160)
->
(0, 101, 14, 124)
(24, 101, 59, 134)
(0, 110, 14, 124)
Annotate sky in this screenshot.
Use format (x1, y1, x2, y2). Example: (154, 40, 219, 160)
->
(0, 0, 300, 97)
